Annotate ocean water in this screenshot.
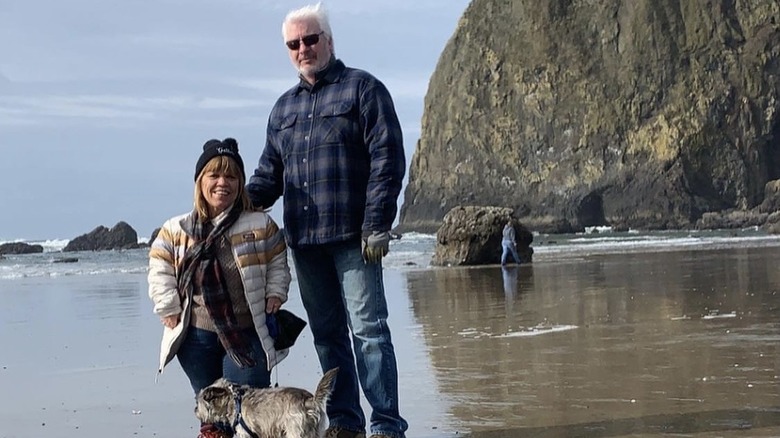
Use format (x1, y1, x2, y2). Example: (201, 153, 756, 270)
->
(2, 228, 780, 280)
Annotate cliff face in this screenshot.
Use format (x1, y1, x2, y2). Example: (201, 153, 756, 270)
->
(398, 0, 780, 233)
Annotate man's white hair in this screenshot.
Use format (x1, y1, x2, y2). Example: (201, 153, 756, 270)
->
(282, 2, 333, 39)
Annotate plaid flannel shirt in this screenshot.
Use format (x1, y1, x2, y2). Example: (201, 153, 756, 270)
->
(247, 59, 405, 248)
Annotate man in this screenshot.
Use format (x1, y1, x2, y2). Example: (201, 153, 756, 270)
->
(501, 220, 522, 265)
(246, 4, 407, 438)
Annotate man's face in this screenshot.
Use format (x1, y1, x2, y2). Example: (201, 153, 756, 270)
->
(284, 19, 333, 83)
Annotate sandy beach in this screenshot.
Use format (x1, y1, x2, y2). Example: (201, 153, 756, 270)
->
(1, 244, 779, 437)
(0, 270, 454, 438)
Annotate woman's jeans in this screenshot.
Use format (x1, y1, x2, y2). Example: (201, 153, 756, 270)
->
(177, 326, 270, 395)
(292, 240, 408, 438)
(501, 241, 521, 265)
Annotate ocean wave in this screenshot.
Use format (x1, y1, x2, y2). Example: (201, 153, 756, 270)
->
(0, 248, 150, 280)
(496, 325, 579, 338)
(0, 264, 148, 280)
(533, 232, 780, 259)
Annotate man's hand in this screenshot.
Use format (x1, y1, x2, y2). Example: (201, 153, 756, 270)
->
(362, 231, 390, 263)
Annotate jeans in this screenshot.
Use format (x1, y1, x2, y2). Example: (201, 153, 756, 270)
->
(177, 326, 270, 395)
(501, 241, 521, 265)
(292, 240, 408, 438)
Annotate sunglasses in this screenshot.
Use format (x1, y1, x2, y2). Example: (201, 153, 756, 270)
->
(285, 31, 325, 51)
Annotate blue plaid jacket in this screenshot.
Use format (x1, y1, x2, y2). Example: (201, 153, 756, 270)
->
(247, 60, 405, 248)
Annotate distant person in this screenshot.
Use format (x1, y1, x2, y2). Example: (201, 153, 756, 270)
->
(245, 3, 408, 438)
(148, 138, 291, 438)
(502, 220, 522, 265)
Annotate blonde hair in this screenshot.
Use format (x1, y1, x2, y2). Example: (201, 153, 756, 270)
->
(194, 156, 251, 222)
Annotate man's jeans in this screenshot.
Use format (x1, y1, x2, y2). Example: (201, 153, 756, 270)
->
(501, 241, 521, 265)
(177, 326, 270, 394)
(292, 240, 408, 438)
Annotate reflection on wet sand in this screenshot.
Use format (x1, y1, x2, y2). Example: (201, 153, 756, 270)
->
(467, 407, 780, 437)
(405, 247, 780, 436)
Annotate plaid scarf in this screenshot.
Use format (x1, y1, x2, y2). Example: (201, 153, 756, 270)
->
(178, 203, 256, 368)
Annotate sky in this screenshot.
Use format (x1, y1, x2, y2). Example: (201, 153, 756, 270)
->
(0, 0, 471, 241)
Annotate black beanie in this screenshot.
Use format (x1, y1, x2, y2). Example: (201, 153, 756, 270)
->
(194, 137, 246, 181)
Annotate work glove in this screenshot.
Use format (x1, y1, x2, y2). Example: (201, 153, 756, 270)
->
(361, 231, 390, 263)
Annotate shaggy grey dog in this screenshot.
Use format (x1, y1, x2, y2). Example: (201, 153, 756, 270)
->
(195, 368, 339, 438)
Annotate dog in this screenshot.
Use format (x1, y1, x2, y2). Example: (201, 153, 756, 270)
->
(195, 367, 338, 438)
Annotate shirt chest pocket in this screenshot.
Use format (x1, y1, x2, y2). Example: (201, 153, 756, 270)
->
(270, 114, 298, 157)
(317, 101, 360, 145)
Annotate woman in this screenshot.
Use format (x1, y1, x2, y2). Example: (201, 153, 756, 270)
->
(148, 138, 291, 438)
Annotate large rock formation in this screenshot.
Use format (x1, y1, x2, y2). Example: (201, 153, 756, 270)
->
(0, 242, 44, 255)
(63, 221, 139, 252)
(149, 228, 161, 245)
(398, 0, 780, 234)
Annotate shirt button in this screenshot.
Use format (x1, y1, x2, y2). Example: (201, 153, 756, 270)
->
(304, 135, 309, 140)
(307, 113, 313, 119)
(303, 182, 308, 187)
(303, 206, 308, 211)
(302, 158, 307, 163)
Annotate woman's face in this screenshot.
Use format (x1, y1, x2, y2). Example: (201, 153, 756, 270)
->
(200, 168, 239, 216)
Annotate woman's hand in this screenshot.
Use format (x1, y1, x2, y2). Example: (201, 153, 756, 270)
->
(161, 314, 180, 329)
(266, 296, 282, 314)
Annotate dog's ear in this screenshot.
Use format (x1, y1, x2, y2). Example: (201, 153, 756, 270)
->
(201, 386, 230, 403)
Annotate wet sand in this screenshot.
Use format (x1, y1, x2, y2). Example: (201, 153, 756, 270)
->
(1, 245, 779, 437)
(407, 247, 780, 437)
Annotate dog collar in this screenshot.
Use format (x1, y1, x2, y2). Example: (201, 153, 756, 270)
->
(230, 388, 260, 438)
